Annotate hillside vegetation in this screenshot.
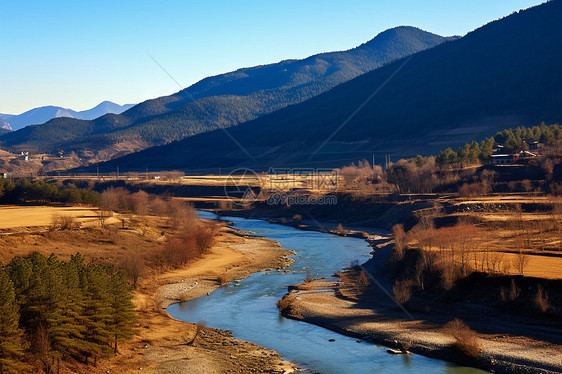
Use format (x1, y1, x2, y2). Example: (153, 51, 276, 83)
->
(0, 253, 136, 373)
(0, 27, 450, 162)
(92, 0, 562, 172)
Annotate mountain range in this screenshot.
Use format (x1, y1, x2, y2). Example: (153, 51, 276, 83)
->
(0, 101, 134, 131)
(87, 0, 562, 172)
(0, 27, 452, 160)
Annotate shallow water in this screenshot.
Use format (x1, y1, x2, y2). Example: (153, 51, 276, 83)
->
(167, 212, 486, 373)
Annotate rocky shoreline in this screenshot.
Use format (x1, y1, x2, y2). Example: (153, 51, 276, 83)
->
(212, 211, 562, 373)
(108, 225, 299, 374)
(278, 277, 562, 374)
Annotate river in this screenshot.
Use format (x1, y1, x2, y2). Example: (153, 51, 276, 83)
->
(167, 212, 485, 373)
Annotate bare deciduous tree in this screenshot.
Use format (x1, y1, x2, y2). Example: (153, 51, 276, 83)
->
(120, 249, 145, 289)
(392, 224, 407, 260)
(514, 250, 530, 276)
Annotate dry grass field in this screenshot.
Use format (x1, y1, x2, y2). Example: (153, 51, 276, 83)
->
(53, 172, 340, 192)
(0, 208, 160, 265)
(0, 202, 296, 373)
(408, 194, 562, 280)
(0, 205, 119, 230)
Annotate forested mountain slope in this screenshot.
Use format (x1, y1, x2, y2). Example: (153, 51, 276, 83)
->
(0, 27, 451, 160)
(89, 0, 562, 171)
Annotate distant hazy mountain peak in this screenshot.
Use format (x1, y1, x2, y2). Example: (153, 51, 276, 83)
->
(0, 25, 450, 158)
(0, 101, 135, 131)
(55, 108, 74, 118)
(0, 119, 12, 131)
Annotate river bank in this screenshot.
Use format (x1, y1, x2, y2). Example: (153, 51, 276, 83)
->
(110, 209, 560, 374)
(213, 206, 562, 373)
(107, 223, 298, 374)
(166, 215, 486, 374)
(278, 241, 562, 374)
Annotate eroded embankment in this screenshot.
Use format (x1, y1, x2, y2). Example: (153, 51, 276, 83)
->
(278, 237, 562, 374)
(108, 226, 298, 374)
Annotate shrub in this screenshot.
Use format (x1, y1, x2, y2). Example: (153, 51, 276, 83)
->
(192, 225, 216, 254)
(443, 319, 482, 359)
(336, 223, 348, 235)
(509, 279, 520, 301)
(357, 270, 370, 288)
(101, 186, 128, 212)
(168, 200, 197, 230)
(160, 224, 217, 268)
(150, 196, 169, 217)
(534, 285, 551, 313)
(161, 171, 185, 182)
(499, 287, 507, 302)
(132, 190, 150, 215)
(120, 250, 145, 289)
(106, 226, 120, 244)
(97, 209, 113, 228)
(514, 250, 530, 275)
(393, 279, 413, 304)
(458, 182, 488, 197)
(161, 237, 190, 267)
(435, 256, 460, 291)
(501, 258, 512, 274)
(51, 215, 77, 230)
(392, 224, 407, 260)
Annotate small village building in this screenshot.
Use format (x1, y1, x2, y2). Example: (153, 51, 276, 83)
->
(526, 141, 543, 153)
(492, 144, 505, 154)
(491, 153, 519, 165)
(520, 150, 537, 158)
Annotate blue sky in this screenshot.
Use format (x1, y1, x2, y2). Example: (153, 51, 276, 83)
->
(0, 0, 545, 114)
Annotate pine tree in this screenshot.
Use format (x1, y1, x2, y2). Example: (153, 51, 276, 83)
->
(0, 266, 29, 374)
(17, 253, 86, 369)
(5, 256, 33, 313)
(46, 254, 86, 365)
(80, 266, 114, 364)
(108, 268, 136, 354)
(2, 253, 137, 370)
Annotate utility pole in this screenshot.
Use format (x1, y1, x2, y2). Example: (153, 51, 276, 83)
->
(116, 165, 119, 179)
(385, 154, 391, 170)
(372, 154, 375, 169)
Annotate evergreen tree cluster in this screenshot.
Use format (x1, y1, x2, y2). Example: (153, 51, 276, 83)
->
(386, 123, 562, 194)
(0, 253, 136, 373)
(0, 179, 100, 205)
(436, 123, 562, 165)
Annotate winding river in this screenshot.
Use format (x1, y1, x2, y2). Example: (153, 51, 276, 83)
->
(167, 212, 485, 373)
